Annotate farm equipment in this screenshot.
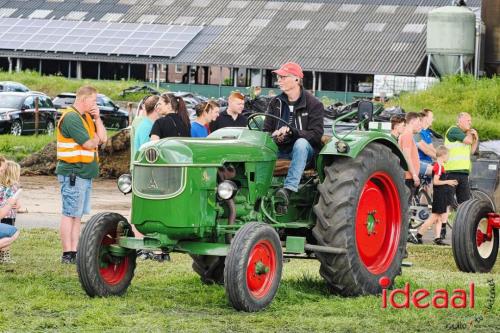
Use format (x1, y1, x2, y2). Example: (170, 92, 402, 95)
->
(77, 101, 409, 312)
(452, 152, 500, 272)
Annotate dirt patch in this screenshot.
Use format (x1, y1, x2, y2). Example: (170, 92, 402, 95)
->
(17, 176, 131, 229)
(20, 129, 132, 178)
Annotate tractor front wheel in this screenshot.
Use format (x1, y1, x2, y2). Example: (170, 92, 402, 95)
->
(224, 222, 282, 312)
(77, 212, 136, 297)
(313, 143, 408, 295)
(452, 199, 499, 273)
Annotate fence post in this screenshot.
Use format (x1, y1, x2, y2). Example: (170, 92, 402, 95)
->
(127, 102, 133, 124)
(34, 96, 39, 136)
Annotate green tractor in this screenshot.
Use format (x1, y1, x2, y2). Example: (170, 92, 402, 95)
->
(77, 102, 409, 312)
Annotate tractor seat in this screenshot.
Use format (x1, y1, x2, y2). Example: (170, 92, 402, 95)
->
(272, 136, 331, 177)
(273, 159, 317, 177)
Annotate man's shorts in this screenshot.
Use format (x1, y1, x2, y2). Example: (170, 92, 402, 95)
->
(0, 223, 17, 239)
(57, 175, 92, 218)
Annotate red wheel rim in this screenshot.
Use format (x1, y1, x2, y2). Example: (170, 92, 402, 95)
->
(355, 172, 401, 274)
(246, 239, 277, 299)
(99, 233, 129, 285)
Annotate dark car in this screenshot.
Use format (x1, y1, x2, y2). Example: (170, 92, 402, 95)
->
(0, 81, 30, 92)
(53, 93, 129, 129)
(0, 92, 58, 135)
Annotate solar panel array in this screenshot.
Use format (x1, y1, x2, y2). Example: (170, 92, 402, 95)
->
(0, 18, 202, 58)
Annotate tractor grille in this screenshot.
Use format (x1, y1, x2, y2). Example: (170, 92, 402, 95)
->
(133, 166, 185, 198)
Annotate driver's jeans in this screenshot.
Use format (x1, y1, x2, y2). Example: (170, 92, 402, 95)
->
(278, 138, 314, 192)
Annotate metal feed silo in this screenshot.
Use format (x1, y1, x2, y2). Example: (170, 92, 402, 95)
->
(426, 6, 476, 76)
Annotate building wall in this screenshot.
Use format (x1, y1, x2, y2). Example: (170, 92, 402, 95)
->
(482, 0, 500, 75)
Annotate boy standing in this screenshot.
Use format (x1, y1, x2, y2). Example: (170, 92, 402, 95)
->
(413, 146, 458, 245)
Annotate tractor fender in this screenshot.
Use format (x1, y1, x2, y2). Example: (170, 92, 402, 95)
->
(318, 132, 408, 171)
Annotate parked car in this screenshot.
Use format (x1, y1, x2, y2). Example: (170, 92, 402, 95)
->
(53, 93, 129, 129)
(0, 92, 58, 135)
(0, 81, 30, 92)
(173, 92, 211, 121)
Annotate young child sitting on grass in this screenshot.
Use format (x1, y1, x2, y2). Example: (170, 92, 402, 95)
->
(0, 160, 22, 263)
(413, 146, 458, 245)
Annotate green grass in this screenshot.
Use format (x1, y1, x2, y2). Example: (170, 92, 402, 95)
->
(0, 130, 118, 162)
(0, 70, 165, 102)
(0, 134, 55, 161)
(392, 75, 500, 140)
(0, 229, 498, 332)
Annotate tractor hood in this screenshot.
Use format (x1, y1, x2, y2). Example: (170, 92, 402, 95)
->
(135, 128, 278, 166)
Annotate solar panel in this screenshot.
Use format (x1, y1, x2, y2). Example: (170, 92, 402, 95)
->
(0, 17, 202, 58)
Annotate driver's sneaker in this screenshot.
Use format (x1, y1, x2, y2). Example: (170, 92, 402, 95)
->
(275, 188, 291, 215)
(433, 237, 448, 246)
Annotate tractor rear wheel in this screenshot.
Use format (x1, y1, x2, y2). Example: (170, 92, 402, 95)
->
(224, 222, 282, 312)
(77, 212, 136, 297)
(452, 199, 498, 273)
(190, 255, 225, 285)
(313, 143, 408, 295)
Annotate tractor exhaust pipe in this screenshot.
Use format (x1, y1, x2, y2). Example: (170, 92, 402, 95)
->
(225, 198, 236, 243)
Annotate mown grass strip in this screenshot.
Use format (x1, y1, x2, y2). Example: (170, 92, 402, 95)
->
(0, 229, 498, 332)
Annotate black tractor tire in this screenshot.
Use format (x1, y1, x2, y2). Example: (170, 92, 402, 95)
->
(10, 119, 23, 136)
(313, 143, 408, 296)
(77, 212, 136, 297)
(190, 255, 225, 285)
(452, 199, 498, 273)
(224, 222, 282, 312)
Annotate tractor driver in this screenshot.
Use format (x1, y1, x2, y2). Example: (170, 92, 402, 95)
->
(263, 62, 324, 213)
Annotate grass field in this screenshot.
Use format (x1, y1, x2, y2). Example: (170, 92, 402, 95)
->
(0, 71, 162, 102)
(392, 75, 500, 140)
(0, 134, 55, 161)
(0, 130, 118, 162)
(0, 229, 498, 332)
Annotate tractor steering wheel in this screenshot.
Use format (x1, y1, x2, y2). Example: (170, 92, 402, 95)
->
(246, 112, 292, 132)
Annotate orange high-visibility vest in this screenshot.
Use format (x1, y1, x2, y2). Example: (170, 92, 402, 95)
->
(56, 107, 98, 163)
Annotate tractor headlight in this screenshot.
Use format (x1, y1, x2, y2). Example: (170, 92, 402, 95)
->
(217, 180, 237, 200)
(117, 174, 132, 194)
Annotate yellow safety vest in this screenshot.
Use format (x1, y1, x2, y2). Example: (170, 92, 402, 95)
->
(444, 126, 471, 172)
(56, 108, 98, 164)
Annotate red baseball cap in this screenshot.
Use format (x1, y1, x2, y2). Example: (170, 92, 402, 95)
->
(272, 62, 304, 79)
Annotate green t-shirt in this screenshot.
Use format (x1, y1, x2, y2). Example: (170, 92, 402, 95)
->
(130, 115, 145, 170)
(55, 110, 99, 179)
(446, 126, 467, 142)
